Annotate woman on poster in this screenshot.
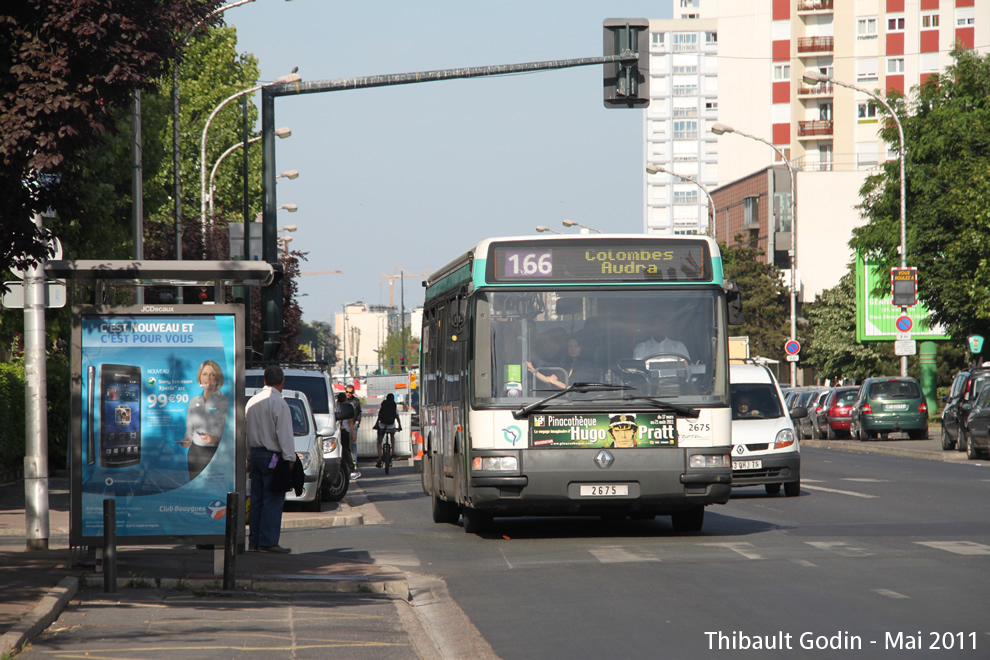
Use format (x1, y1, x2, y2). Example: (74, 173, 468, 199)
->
(179, 359, 229, 481)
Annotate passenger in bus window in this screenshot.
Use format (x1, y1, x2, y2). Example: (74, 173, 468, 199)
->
(526, 336, 597, 389)
(633, 318, 691, 361)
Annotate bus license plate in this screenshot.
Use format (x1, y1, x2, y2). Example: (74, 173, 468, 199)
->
(580, 484, 629, 497)
(733, 460, 762, 470)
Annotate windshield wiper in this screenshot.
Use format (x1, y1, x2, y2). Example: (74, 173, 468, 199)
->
(512, 382, 630, 420)
(595, 395, 700, 418)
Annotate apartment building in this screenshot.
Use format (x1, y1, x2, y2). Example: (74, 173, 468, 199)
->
(646, 0, 987, 292)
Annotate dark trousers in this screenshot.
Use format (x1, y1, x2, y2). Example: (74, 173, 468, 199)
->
(340, 428, 355, 473)
(249, 447, 285, 548)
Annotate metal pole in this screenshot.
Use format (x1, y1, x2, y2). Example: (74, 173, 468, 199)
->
(243, 96, 253, 361)
(103, 499, 117, 593)
(223, 492, 238, 590)
(261, 87, 282, 360)
(132, 90, 144, 305)
(24, 212, 50, 551)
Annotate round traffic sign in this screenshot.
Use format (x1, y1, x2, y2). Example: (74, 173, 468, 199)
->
(784, 340, 801, 355)
(895, 315, 913, 333)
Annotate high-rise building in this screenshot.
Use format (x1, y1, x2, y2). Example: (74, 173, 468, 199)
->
(645, 0, 989, 237)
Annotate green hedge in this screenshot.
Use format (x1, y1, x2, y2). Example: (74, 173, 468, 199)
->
(0, 359, 70, 474)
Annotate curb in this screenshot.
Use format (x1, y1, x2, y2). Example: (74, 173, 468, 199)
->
(0, 575, 78, 658)
(801, 439, 972, 463)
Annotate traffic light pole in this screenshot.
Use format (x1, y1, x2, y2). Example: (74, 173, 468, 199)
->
(259, 53, 639, 359)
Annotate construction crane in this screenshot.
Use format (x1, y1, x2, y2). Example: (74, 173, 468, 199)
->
(380, 267, 430, 307)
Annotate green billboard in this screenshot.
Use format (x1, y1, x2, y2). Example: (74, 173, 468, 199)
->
(855, 253, 949, 342)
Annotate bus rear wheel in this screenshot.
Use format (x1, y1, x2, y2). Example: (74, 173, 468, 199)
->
(462, 506, 493, 534)
(670, 506, 704, 533)
(432, 493, 460, 525)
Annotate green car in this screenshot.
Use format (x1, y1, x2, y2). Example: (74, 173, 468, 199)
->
(850, 377, 929, 441)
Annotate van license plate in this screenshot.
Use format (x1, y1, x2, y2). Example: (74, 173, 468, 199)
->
(733, 460, 763, 470)
(885, 403, 908, 410)
(580, 484, 629, 497)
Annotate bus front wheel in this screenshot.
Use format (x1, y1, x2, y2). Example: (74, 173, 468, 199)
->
(670, 506, 704, 533)
(462, 506, 493, 534)
(432, 493, 460, 525)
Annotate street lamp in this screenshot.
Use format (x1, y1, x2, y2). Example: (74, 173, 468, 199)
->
(200, 73, 301, 241)
(562, 219, 602, 233)
(172, 0, 257, 260)
(276, 169, 299, 180)
(712, 122, 799, 386)
(278, 203, 298, 213)
(208, 127, 291, 224)
(535, 225, 561, 234)
(803, 70, 909, 376)
(646, 165, 715, 237)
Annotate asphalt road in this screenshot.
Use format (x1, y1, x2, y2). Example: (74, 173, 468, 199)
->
(16, 449, 990, 659)
(330, 450, 990, 659)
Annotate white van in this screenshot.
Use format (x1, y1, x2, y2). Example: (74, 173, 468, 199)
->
(729, 362, 805, 497)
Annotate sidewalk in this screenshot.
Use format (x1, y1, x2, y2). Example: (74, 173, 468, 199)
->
(0, 475, 407, 657)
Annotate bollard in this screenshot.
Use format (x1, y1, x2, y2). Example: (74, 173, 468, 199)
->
(103, 499, 117, 593)
(223, 492, 238, 590)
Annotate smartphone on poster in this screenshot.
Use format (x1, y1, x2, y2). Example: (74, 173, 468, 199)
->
(100, 364, 141, 468)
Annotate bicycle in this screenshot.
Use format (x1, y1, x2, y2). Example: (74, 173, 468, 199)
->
(378, 425, 401, 475)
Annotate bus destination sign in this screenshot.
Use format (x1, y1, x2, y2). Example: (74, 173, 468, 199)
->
(487, 238, 712, 283)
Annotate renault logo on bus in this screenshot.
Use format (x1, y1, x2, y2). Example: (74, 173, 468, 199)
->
(595, 450, 613, 469)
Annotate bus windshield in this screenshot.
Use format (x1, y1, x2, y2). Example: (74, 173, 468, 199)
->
(475, 288, 727, 408)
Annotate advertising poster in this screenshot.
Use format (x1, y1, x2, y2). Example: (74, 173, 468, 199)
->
(71, 307, 242, 544)
(530, 412, 677, 448)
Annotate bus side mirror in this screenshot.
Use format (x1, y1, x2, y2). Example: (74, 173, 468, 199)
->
(450, 291, 470, 342)
(725, 280, 745, 325)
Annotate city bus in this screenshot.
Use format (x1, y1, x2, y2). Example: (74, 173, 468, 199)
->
(419, 234, 744, 533)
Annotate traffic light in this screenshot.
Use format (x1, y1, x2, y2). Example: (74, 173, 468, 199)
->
(147, 286, 176, 304)
(400, 356, 406, 372)
(603, 18, 650, 108)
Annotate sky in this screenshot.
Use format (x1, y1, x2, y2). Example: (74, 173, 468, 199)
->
(225, 0, 673, 330)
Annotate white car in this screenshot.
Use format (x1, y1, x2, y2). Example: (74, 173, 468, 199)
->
(246, 387, 337, 511)
(729, 362, 806, 497)
(246, 365, 348, 502)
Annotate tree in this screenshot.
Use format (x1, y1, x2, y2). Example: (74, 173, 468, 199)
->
(721, 237, 790, 363)
(298, 320, 339, 367)
(0, 0, 225, 276)
(378, 326, 420, 374)
(851, 48, 990, 347)
(803, 271, 898, 381)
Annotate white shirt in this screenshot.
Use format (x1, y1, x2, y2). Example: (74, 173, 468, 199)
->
(245, 386, 296, 461)
(633, 337, 691, 361)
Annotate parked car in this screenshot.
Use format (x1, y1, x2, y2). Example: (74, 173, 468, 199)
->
(245, 387, 336, 511)
(729, 362, 806, 497)
(960, 385, 990, 460)
(850, 377, 928, 441)
(796, 389, 830, 439)
(940, 367, 990, 452)
(246, 363, 347, 502)
(813, 386, 860, 439)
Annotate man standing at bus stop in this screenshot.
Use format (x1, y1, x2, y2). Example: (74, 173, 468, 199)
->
(246, 365, 296, 554)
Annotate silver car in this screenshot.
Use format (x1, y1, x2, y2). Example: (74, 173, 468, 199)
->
(246, 387, 337, 511)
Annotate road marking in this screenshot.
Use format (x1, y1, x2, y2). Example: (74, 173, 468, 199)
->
(369, 551, 420, 567)
(792, 559, 817, 567)
(873, 589, 909, 599)
(841, 478, 890, 483)
(702, 542, 763, 560)
(915, 541, 990, 555)
(806, 541, 874, 557)
(801, 484, 878, 498)
(589, 546, 661, 564)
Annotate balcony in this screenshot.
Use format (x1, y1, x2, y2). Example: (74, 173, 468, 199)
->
(797, 120, 834, 138)
(797, 81, 833, 98)
(797, 36, 834, 55)
(797, 0, 833, 13)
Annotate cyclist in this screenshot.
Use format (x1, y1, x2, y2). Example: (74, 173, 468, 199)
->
(374, 393, 402, 468)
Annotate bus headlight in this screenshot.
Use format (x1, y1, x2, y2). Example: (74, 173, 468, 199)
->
(689, 454, 730, 468)
(472, 456, 518, 471)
